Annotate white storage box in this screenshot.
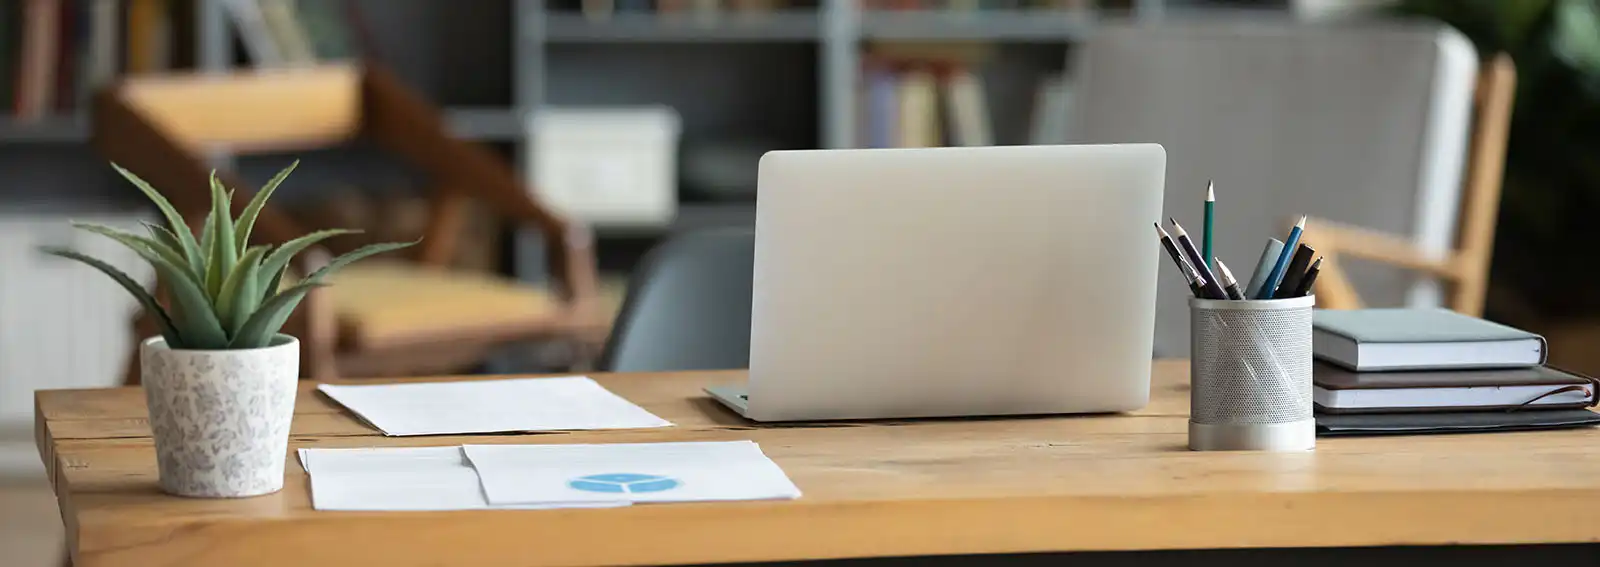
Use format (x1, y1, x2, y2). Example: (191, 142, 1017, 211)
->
(528, 106, 682, 228)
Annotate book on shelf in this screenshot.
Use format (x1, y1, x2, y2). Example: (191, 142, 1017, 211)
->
(855, 48, 997, 148)
(0, 0, 371, 122)
(863, 0, 1092, 11)
(578, 0, 795, 20)
(224, 0, 367, 66)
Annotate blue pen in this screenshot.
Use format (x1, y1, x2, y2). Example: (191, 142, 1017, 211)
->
(1255, 216, 1306, 299)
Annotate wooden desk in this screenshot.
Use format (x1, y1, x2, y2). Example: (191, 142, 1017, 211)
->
(34, 360, 1600, 567)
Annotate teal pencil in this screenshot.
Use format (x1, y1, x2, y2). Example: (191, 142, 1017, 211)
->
(1202, 181, 1215, 270)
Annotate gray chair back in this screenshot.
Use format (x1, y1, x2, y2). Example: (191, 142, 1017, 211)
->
(599, 227, 755, 372)
(1071, 22, 1480, 356)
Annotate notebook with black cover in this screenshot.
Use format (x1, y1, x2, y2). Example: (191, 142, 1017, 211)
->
(1316, 409, 1600, 436)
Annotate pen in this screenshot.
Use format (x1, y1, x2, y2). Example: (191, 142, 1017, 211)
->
(1214, 258, 1246, 300)
(1272, 243, 1316, 299)
(1202, 181, 1215, 271)
(1244, 238, 1284, 299)
(1155, 223, 1209, 298)
(1255, 216, 1306, 299)
(1167, 218, 1228, 300)
(1292, 257, 1323, 297)
(1180, 257, 1210, 299)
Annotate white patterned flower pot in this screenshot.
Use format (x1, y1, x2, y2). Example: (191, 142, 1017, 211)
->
(140, 335, 299, 498)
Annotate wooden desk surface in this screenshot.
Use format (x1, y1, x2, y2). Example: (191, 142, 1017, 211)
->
(34, 360, 1600, 567)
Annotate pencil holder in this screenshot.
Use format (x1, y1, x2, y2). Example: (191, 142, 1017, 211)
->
(1188, 295, 1316, 451)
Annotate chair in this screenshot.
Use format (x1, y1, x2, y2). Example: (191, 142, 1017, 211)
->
(1073, 22, 1508, 355)
(599, 228, 755, 372)
(93, 65, 604, 381)
(1304, 55, 1516, 316)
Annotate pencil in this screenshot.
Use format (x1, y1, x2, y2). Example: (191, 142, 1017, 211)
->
(1202, 181, 1215, 271)
(1292, 257, 1323, 297)
(1255, 216, 1306, 299)
(1155, 223, 1208, 299)
(1214, 258, 1245, 300)
(1167, 218, 1228, 300)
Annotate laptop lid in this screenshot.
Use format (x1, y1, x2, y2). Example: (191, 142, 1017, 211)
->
(746, 144, 1165, 421)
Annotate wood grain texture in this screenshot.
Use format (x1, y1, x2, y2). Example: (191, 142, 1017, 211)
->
(34, 360, 1600, 567)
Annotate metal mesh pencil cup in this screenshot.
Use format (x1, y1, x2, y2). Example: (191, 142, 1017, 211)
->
(1188, 295, 1316, 451)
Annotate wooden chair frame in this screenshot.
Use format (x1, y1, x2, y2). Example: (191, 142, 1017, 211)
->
(93, 64, 601, 381)
(1306, 54, 1516, 316)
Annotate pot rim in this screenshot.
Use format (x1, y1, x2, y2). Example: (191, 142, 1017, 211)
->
(141, 334, 298, 354)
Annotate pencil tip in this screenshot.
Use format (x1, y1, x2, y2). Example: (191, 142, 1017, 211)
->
(1296, 215, 1307, 227)
(1206, 181, 1214, 201)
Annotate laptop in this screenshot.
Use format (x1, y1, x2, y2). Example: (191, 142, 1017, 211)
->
(707, 144, 1166, 421)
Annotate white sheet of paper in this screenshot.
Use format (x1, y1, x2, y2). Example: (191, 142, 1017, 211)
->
(463, 441, 802, 505)
(299, 447, 625, 512)
(316, 377, 673, 437)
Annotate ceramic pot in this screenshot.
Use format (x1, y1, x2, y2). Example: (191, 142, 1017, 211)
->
(140, 335, 299, 498)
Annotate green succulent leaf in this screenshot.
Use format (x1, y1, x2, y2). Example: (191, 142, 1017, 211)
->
(142, 222, 183, 257)
(110, 163, 204, 271)
(229, 281, 327, 349)
(235, 160, 297, 253)
(205, 172, 238, 299)
(305, 240, 420, 284)
(198, 209, 215, 262)
(262, 266, 288, 303)
(70, 222, 193, 284)
(162, 257, 230, 349)
(254, 228, 361, 296)
(40, 247, 183, 347)
(217, 245, 271, 337)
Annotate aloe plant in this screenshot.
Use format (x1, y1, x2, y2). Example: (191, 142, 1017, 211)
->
(43, 161, 416, 350)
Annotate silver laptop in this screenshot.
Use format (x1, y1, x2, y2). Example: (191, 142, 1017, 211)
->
(708, 144, 1166, 421)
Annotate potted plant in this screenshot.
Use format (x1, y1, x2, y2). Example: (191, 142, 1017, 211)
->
(44, 161, 413, 498)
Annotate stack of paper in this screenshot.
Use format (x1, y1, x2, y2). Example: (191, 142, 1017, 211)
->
(464, 441, 803, 505)
(317, 377, 673, 436)
(299, 441, 801, 512)
(297, 447, 623, 511)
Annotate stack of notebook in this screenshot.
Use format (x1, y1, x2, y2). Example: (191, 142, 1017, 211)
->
(1311, 308, 1600, 436)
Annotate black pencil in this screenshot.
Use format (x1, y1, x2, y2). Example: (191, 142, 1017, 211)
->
(1167, 219, 1228, 300)
(1292, 257, 1323, 297)
(1272, 243, 1317, 299)
(1155, 223, 1209, 298)
(1214, 258, 1246, 300)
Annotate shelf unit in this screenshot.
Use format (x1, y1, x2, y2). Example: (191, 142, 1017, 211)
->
(0, 0, 1183, 283)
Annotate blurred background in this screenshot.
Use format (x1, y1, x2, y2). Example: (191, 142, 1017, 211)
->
(3, 0, 1598, 564)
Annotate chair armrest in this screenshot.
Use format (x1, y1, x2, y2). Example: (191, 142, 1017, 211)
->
(1302, 217, 1459, 278)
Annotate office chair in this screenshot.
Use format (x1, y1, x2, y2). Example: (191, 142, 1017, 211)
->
(1074, 23, 1512, 354)
(1303, 55, 1515, 316)
(599, 228, 755, 372)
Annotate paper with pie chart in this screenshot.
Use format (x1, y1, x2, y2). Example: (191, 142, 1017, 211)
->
(463, 441, 802, 505)
(298, 446, 626, 511)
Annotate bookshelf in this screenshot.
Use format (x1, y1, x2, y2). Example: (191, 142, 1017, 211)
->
(1, 0, 1200, 284)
